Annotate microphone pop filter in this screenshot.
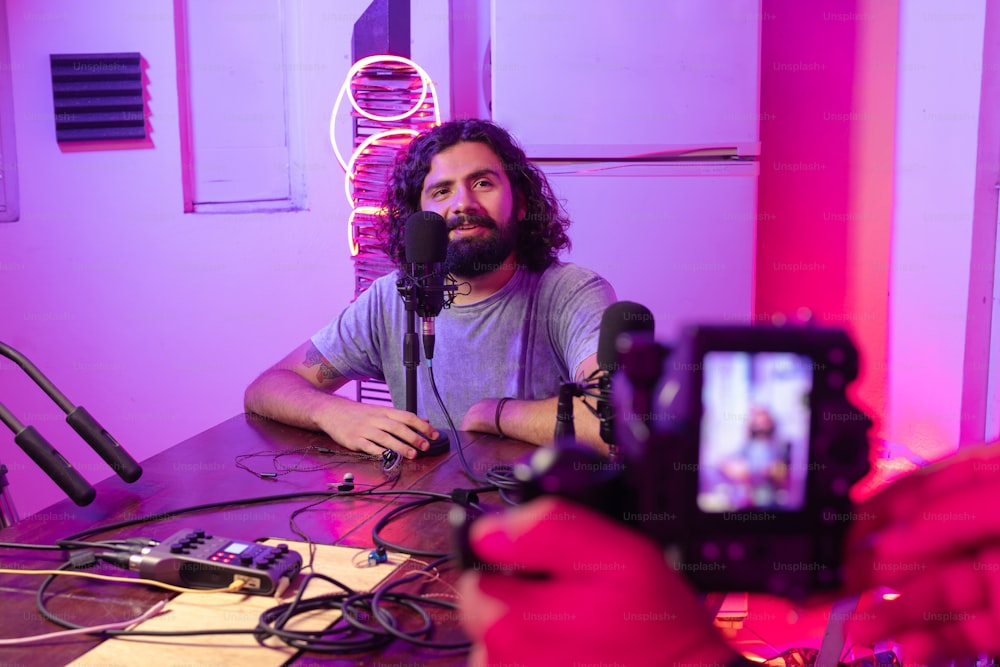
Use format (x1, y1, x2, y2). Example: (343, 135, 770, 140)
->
(404, 211, 449, 264)
(597, 301, 654, 371)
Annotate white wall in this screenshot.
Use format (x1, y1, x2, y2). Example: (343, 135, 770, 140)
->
(0, 0, 450, 517)
(887, 1, 988, 461)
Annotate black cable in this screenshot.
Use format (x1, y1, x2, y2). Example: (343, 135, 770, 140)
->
(426, 360, 532, 499)
(496, 486, 520, 506)
(254, 558, 469, 654)
(58, 489, 338, 543)
(254, 571, 434, 654)
(34, 560, 91, 629)
(350, 591, 432, 639)
(33, 540, 467, 647)
(369, 556, 469, 650)
(339, 589, 430, 639)
(371, 497, 452, 559)
(0, 538, 155, 553)
(289, 492, 348, 572)
(288, 476, 399, 571)
(484, 463, 521, 504)
(57, 538, 157, 552)
(57, 487, 455, 545)
(23, 479, 490, 646)
(235, 445, 387, 479)
(255, 572, 390, 653)
(28, 484, 467, 636)
(32, 558, 260, 638)
(0, 541, 65, 551)
(21, 489, 494, 653)
(425, 360, 483, 483)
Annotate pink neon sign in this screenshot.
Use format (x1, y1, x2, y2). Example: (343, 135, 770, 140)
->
(330, 55, 441, 256)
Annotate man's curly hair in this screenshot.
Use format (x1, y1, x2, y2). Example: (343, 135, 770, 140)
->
(379, 119, 571, 271)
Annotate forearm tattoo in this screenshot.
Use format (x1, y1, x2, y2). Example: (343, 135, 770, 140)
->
(304, 348, 338, 383)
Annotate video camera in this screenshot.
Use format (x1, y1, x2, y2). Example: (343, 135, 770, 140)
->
(511, 323, 872, 599)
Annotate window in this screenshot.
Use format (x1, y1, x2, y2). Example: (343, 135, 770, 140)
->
(0, 0, 19, 223)
(175, 0, 304, 213)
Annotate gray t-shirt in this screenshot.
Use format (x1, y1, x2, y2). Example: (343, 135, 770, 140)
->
(311, 262, 616, 430)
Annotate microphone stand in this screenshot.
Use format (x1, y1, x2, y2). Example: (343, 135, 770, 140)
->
(396, 275, 451, 456)
(0, 460, 17, 528)
(398, 278, 421, 416)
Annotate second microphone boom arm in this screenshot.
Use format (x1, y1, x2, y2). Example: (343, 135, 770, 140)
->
(0, 340, 142, 483)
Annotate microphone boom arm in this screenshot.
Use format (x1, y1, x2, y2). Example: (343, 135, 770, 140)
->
(0, 340, 142, 483)
(0, 400, 96, 507)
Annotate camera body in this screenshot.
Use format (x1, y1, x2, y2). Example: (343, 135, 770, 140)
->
(519, 324, 871, 598)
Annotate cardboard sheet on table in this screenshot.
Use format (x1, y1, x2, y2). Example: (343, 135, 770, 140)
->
(70, 540, 407, 666)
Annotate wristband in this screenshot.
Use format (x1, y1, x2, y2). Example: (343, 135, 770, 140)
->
(495, 397, 513, 439)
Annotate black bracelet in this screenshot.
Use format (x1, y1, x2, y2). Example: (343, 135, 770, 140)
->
(495, 397, 513, 439)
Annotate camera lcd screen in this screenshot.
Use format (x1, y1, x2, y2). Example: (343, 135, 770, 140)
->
(696, 351, 813, 513)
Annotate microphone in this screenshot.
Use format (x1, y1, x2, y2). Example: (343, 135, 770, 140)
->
(397, 211, 452, 458)
(596, 301, 655, 449)
(0, 341, 143, 483)
(404, 211, 450, 360)
(0, 401, 96, 506)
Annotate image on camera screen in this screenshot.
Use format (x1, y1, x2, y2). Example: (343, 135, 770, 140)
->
(696, 351, 813, 513)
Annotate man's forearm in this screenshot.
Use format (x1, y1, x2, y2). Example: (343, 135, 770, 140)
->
(244, 368, 347, 433)
(462, 395, 609, 455)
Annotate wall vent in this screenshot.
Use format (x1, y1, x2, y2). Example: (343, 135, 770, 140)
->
(49, 52, 145, 142)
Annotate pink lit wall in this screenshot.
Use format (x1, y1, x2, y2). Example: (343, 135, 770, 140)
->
(757, 0, 896, 451)
(759, 0, 998, 478)
(888, 2, 991, 460)
(962, 0, 1000, 446)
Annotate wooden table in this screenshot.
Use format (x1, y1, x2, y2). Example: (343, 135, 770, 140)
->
(0, 413, 534, 665)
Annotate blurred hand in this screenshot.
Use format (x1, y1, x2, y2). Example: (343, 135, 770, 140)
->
(722, 459, 750, 481)
(458, 496, 738, 667)
(845, 441, 1000, 662)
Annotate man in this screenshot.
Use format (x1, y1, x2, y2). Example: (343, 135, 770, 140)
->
(245, 119, 616, 460)
(718, 406, 792, 510)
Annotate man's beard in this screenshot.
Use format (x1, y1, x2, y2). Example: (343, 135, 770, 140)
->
(444, 214, 518, 278)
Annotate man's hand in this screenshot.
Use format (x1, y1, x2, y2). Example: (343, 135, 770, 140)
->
(458, 496, 738, 667)
(245, 341, 436, 460)
(317, 399, 437, 460)
(844, 441, 1000, 662)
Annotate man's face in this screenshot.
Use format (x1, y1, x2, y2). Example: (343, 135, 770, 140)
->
(419, 141, 526, 278)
